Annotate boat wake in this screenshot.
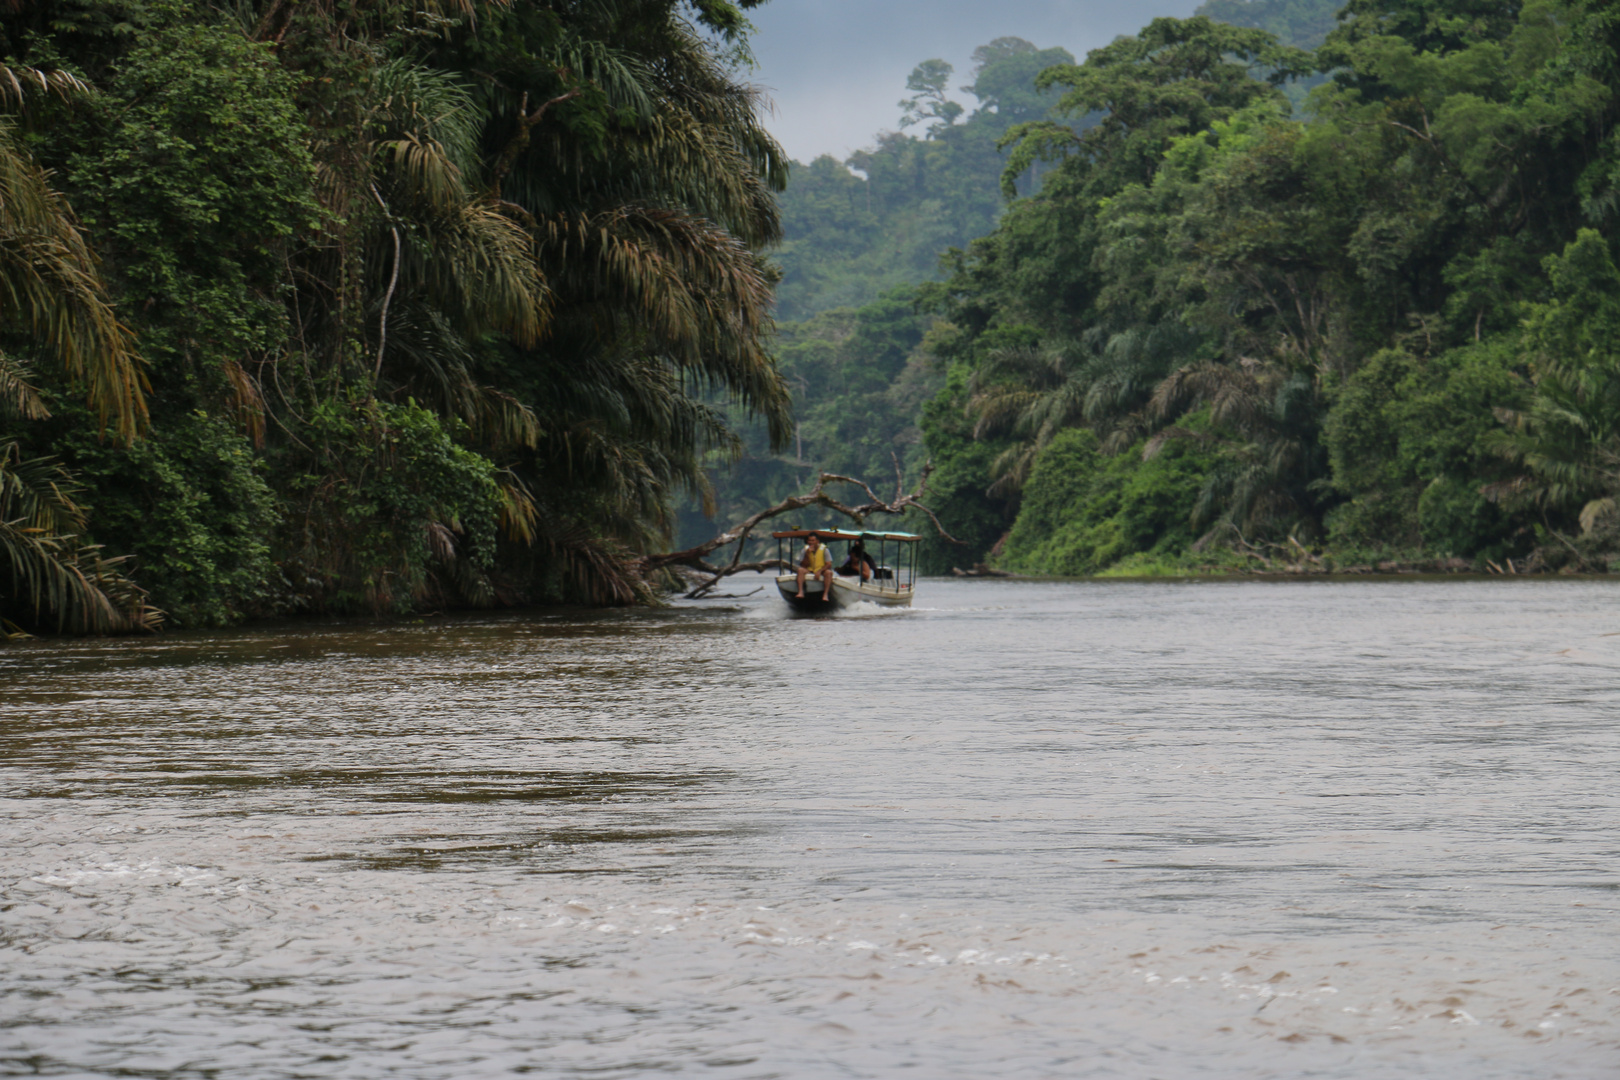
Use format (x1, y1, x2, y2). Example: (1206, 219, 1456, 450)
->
(836, 601, 914, 618)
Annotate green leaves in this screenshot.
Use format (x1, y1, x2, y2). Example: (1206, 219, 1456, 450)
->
(918, 1, 1620, 570)
(0, 0, 812, 622)
(282, 398, 502, 614)
(1323, 342, 1527, 557)
(899, 59, 965, 134)
(1491, 229, 1620, 519)
(0, 113, 146, 443)
(999, 426, 1215, 575)
(51, 408, 278, 627)
(1002, 13, 1311, 194)
(0, 439, 160, 634)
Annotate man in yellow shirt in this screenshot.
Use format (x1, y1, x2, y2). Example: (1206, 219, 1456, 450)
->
(795, 533, 836, 601)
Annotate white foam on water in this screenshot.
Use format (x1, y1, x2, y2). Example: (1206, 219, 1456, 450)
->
(31, 860, 217, 888)
(835, 600, 915, 618)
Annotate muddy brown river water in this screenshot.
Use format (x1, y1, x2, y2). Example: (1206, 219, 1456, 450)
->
(2, 578, 1617, 1078)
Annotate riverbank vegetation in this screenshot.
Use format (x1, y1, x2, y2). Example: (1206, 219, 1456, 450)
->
(680, 35, 1082, 560)
(922, 0, 1620, 577)
(736, 0, 1620, 577)
(7, 0, 1620, 635)
(1, 0, 794, 632)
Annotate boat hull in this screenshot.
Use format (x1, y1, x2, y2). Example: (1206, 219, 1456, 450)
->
(774, 574, 913, 612)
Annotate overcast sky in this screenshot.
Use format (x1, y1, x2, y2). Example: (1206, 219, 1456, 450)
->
(745, 0, 1204, 163)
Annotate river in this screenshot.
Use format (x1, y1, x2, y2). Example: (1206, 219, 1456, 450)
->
(2, 578, 1616, 1078)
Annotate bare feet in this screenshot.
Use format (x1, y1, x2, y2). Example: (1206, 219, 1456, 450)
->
(795, 592, 804, 598)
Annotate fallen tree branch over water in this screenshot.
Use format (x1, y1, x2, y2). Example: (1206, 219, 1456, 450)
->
(635, 464, 964, 599)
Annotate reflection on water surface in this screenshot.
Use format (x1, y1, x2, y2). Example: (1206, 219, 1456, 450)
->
(2, 579, 1617, 1078)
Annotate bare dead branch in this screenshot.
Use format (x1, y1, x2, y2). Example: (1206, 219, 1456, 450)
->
(636, 463, 964, 598)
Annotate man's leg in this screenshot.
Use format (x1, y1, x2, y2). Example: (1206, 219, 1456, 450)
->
(822, 568, 834, 600)
(796, 567, 807, 597)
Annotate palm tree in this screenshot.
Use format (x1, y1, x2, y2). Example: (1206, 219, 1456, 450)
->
(1487, 351, 1620, 533)
(255, 0, 795, 606)
(0, 3, 795, 616)
(0, 359, 158, 634)
(966, 344, 1088, 497)
(504, 2, 792, 440)
(0, 66, 156, 634)
(1485, 230, 1620, 540)
(0, 74, 146, 441)
(1143, 357, 1328, 539)
(461, 1, 793, 598)
(966, 321, 1193, 496)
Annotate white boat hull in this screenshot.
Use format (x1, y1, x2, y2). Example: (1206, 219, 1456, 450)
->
(775, 574, 914, 611)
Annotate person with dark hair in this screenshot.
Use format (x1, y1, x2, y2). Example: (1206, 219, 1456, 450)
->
(795, 533, 836, 601)
(838, 538, 876, 583)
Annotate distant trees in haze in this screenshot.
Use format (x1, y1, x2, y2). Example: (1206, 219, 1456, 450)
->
(772, 36, 1075, 323)
(685, 35, 1079, 552)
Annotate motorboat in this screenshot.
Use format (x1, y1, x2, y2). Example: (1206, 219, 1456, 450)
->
(772, 528, 919, 612)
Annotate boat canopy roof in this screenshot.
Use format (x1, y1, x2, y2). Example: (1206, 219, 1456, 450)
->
(771, 528, 921, 542)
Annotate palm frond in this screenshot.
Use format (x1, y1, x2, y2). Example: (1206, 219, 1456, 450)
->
(0, 64, 91, 111)
(0, 120, 147, 441)
(494, 469, 538, 544)
(537, 521, 660, 606)
(0, 353, 48, 420)
(535, 205, 789, 444)
(375, 305, 542, 449)
(370, 59, 484, 178)
(0, 440, 159, 634)
(1488, 353, 1620, 510)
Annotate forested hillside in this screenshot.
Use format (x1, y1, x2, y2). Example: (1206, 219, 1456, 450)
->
(7, 0, 1620, 636)
(686, 0, 1354, 565)
(1197, 0, 1341, 49)
(772, 37, 1073, 322)
(675, 35, 1074, 547)
(0, 0, 791, 632)
(916, 0, 1620, 576)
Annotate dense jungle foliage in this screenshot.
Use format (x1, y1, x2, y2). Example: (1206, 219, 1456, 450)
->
(696, 0, 1620, 579)
(675, 35, 1080, 551)
(0, 0, 797, 632)
(8, 0, 1620, 635)
(920, 0, 1620, 576)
